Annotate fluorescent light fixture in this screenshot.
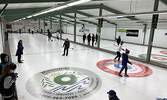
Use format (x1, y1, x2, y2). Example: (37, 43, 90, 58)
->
(14, 20, 19, 23)
(22, 18, 26, 20)
(67, 0, 91, 6)
(27, 16, 32, 18)
(50, 5, 68, 11)
(31, 0, 91, 17)
(15, 0, 92, 23)
(33, 5, 68, 17)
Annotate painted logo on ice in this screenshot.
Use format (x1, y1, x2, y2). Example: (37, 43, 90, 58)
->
(26, 67, 101, 100)
(97, 59, 152, 78)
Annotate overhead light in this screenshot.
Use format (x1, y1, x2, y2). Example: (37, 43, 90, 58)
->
(27, 16, 32, 18)
(33, 5, 69, 17)
(13, 0, 92, 23)
(31, 0, 91, 17)
(67, 0, 91, 6)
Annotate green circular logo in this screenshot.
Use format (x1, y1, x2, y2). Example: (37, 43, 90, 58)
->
(26, 67, 102, 100)
(54, 74, 77, 85)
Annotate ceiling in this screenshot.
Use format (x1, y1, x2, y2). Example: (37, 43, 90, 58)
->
(1, 0, 167, 28)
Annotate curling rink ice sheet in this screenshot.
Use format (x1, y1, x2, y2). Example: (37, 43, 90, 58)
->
(8, 33, 167, 100)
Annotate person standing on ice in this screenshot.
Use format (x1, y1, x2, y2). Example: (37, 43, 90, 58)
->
(62, 38, 70, 56)
(116, 36, 121, 46)
(118, 49, 132, 77)
(114, 41, 124, 62)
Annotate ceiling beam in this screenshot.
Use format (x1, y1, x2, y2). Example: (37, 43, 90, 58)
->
(3, 7, 48, 21)
(0, 0, 69, 4)
(53, 16, 82, 24)
(4, 4, 101, 21)
(161, 0, 167, 5)
(63, 14, 97, 25)
(45, 18, 73, 25)
(71, 4, 101, 10)
(32, 10, 74, 19)
(0, 4, 8, 15)
(77, 11, 116, 25)
(101, 4, 139, 21)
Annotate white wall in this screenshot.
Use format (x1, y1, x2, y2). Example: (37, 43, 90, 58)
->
(84, 24, 96, 36)
(153, 29, 167, 47)
(61, 23, 167, 48)
(12, 20, 38, 33)
(117, 28, 145, 44)
(101, 24, 116, 40)
(0, 22, 3, 53)
(67, 25, 74, 34)
(76, 24, 83, 35)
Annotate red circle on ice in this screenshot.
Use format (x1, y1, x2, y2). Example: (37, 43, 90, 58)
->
(160, 51, 167, 55)
(152, 56, 167, 61)
(97, 59, 152, 78)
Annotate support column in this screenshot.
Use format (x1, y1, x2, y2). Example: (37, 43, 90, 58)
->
(50, 17, 52, 31)
(143, 24, 147, 45)
(74, 12, 77, 42)
(97, 7, 102, 48)
(38, 19, 40, 33)
(59, 15, 62, 39)
(0, 18, 4, 52)
(146, 0, 159, 62)
(0, 18, 5, 51)
(114, 24, 117, 40)
(43, 19, 45, 35)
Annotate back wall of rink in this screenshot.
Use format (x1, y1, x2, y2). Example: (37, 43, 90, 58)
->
(62, 23, 167, 49)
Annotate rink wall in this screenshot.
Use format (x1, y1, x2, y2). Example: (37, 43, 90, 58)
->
(62, 24, 167, 48)
(0, 18, 4, 53)
(12, 20, 167, 48)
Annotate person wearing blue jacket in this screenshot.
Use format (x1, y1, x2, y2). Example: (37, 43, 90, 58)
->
(107, 90, 120, 100)
(0, 53, 11, 75)
(47, 29, 52, 41)
(118, 49, 132, 77)
(16, 40, 24, 63)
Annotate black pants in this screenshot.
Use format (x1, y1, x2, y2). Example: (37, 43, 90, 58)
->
(92, 40, 94, 46)
(119, 66, 128, 75)
(63, 48, 69, 56)
(18, 54, 21, 62)
(88, 41, 90, 45)
(117, 41, 120, 46)
(83, 39, 85, 43)
(48, 37, 51, 41)
(114, 51, 121, 61)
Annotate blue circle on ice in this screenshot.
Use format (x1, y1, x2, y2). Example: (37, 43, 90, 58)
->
(114, 64, 132, 69)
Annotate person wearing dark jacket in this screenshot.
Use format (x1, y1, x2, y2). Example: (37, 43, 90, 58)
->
(16, 40, 24, 63)
(107, 90, 120, 100)
(118, 49, 132, 77)
(95, 34, 98, 45)
(116, 36, 121, 46)
(47, 29, 52, 41)
(83, 34, 86, 43)
(62, 38, 70, 56)
(0, 63, 17, 100)
(0, 53, 11, 75)
(92, 34, 95, 46)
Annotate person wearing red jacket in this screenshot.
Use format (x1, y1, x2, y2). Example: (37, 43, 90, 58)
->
(87, 33, 91, 46)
